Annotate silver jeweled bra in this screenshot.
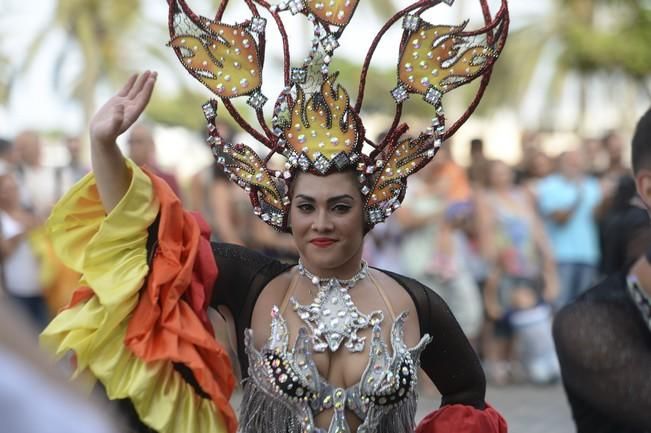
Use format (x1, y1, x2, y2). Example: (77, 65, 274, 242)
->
(240, 306, 432, 433)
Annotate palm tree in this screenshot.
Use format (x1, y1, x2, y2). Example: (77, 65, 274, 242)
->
(481, 0, 651, 131)
(20, 0, 144, 128)
(0, 53, 9, 105)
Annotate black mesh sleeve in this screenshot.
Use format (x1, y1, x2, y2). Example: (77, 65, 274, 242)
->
(385, 271, 486, 409)
(553, 275, 651, 432)
(209, 242, 292, 375)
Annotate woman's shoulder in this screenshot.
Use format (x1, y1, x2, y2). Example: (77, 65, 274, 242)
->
(209, 242, 295, 310)
(371, 268, 450, 326)
(211, 242, 285, 269)
(373, 268, 438, 299)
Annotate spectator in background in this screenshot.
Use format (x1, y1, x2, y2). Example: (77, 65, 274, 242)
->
(0, 163, 47, 329)
(521, 150, 555, 194)
(398, 153, 483, 342)
(476, 160, 559, 383)
(63, 135, 88, 183)
(127, 124, 182, 198)
(431, 146, 473, 215)
(0, 136, 17, 166)
(601, 130, 630, 179)
(13, 130, 76, 218)
(536, 150, 604, 307)
(505, 278, 559, 385)
(189, 122, 250, 245)
(363, 130, 405, 274)
(582, 136, 609, 177)
(514, 130, 544, 184)
(0, 138, 10, 294)
(363, 218, 404, 274)
(467, 137, 489, 186)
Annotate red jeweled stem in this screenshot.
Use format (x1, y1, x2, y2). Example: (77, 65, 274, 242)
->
(354, 0, 439, 114)
(253, 0, 291, 86)
(443, 0, 509, 140)
(169, 0, 275, 148)
(223, 98, 274, 147)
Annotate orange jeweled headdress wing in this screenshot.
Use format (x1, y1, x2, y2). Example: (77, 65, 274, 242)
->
(167, 0, 509, 231)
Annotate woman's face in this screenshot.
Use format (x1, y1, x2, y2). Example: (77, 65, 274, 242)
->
(530, 152, 552, 178)
(488, 161, 513, 189)
(0, 174, 18, 207)
(290, 171, 365, 276)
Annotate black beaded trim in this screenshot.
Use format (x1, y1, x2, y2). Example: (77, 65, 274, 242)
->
(364, 358, 415, 407)
(264, 352, 316, 402)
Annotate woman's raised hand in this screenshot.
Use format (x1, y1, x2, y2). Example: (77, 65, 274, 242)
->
(89, 71, 156, 214)
(90, 71, 157, 147)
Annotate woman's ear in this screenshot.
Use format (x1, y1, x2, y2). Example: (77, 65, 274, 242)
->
(635, 170, 651, 211)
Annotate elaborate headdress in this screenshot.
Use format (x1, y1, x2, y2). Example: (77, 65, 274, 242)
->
(167, 0, 509, 231)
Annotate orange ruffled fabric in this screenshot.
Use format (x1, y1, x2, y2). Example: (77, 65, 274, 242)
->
(124, 168, 237, 433)
(42, 160, 236, 433)
(416, 403, 508, 433)
(63, 169, 237, 433)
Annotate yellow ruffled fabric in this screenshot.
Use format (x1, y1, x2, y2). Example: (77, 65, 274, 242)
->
(29, 225, 82, 313)
(41, 159, 228, 433)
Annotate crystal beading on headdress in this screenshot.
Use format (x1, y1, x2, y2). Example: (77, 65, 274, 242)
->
(167, 0, 509, 231)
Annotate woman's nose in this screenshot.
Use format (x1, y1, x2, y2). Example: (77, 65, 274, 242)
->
(311, 210, 334, 232)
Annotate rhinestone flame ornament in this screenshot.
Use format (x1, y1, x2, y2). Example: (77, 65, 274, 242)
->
(167, 0, 509, 232)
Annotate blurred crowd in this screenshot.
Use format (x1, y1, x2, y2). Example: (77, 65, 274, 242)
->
(0, 124, 642, 398)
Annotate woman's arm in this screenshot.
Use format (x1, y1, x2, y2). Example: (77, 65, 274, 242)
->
(473, 191, 498, 264)
(395, 204, 444, 230)
(527, 193, 559, 302)
(89, 71, 157, 213)
(418, 285, 486, 407)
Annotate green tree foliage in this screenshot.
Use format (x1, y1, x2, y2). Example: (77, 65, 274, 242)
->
(482, 0, 651, 129)
(21, 0, 143, 127)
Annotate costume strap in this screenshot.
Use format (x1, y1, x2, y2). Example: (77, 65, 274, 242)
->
(369, 271, 397, 321)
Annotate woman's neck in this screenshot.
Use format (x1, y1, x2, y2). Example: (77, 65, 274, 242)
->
(493, 184, 512, 194)
(299, 249, 365, 280)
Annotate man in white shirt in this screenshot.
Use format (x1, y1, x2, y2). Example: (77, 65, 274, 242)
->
(13, 130, 76, 218)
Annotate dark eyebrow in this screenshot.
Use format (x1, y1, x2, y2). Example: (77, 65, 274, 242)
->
(295, 194, 355, 204)
(295, 194, 315, 202)
(327, 195, 355, 204)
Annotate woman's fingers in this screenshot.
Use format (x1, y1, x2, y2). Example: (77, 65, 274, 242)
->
(117, 74, 138, 97)
(138, 72, 157, 107)
(126, 72, 157, 127)
(127, 70, 151, 100)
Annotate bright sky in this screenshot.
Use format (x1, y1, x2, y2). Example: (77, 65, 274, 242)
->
(0, 0, 551, 137)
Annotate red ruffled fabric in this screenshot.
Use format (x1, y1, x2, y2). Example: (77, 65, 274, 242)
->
(416, 404, 507, 433)
(122, 169, 237, 433)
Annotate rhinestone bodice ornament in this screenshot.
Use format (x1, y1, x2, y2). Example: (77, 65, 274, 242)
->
(291, 260, 384, 353)
(243, 306, 432, 433)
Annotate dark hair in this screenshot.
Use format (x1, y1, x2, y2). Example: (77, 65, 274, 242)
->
(0, 138, 12, 156)
(632, 107, 651, 174)
(470, 138, 483, 150)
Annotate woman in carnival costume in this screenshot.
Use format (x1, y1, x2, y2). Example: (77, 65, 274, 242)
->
(41, 0, 510, 432)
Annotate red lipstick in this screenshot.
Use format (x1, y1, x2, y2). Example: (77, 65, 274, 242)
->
(310, 238, 337, 248)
